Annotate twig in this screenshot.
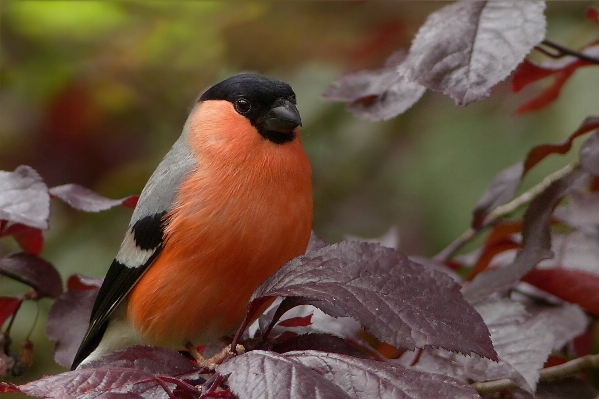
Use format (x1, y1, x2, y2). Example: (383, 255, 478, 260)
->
(154, 378, 177, 399)
(434, 163, 575, 262)
(536, 39, 599, 65)
(472, 353, 599, 394)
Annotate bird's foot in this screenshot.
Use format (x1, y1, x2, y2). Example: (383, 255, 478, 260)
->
(185, 342, 244, 371)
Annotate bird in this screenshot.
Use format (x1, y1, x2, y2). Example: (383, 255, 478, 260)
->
(71, 73, 313, 369)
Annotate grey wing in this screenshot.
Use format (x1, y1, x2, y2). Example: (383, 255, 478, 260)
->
(71, 131, 197, 369)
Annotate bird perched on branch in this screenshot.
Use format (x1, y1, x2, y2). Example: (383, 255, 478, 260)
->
(72, 74, 313, 369)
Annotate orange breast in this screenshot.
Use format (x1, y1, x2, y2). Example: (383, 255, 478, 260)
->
(127, 101, 312, 348)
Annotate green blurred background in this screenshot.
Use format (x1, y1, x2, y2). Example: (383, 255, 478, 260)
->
(1, 0, 598, 383)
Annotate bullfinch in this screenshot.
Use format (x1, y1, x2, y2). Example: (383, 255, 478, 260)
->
(71, 73, 313, 369)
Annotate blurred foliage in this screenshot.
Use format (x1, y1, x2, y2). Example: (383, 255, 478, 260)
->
(1, 0, 598, 384)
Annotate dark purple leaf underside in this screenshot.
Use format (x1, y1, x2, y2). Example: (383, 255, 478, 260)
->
(323, 51, 426, 121)
(464, 168, 590, 303)
(0, 166, 50, 230)
(404, 1, 546, 105)
(472, 162, 525, 228)
(252, 241, 496, 360)
(0, 252, 62, 298)
(272, 334, 369, 359)
(46, 287, 98, 367)
(285, 351, 480, 399)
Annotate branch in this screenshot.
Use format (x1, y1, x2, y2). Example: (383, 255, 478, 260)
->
(536, 39, 599, 65)
(434, 163, 575, 262)
(472, 353, 599, 394)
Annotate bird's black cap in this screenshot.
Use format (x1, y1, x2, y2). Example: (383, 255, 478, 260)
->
(200, 73, 301, 144)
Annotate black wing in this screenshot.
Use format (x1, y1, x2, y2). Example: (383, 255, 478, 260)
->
(70, 132, 197, 369)
(71, 213, 165, 369)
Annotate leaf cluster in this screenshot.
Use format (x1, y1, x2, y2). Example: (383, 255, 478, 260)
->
(2, 2, 599, 399)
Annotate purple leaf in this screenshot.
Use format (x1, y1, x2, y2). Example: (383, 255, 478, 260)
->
(323, 51, 425, 121)
(272, 334, 369, 359)
(82, 346, 198, 375)
(580, 130, 599, 177)
(46, 287, 98, 367)
(463, 168, 589, 303)
(0, 252, 62, 298)
(345, 226, 399, 250)
(471, 162, 524, 228)
(0, 166, 50, 230)
(306, 231, 327, 253)
(539, 231, 599, 274)
(11, 367, 173, 399)
(554, 191, 599, 231)
(251, 241, 496, 360)
(49, 184, 138, 212)
(323, 51, 406, 102)
(14, 347, 199, 399)
(285, 351, 480, 399)
(403, 1, 546, 105)
(220, 351, 352, 399)
(410, 300, 588, 392)
(534, 379, 598, 399)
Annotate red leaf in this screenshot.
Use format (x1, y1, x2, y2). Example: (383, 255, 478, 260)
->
(0, 252, 62, 298)
(466, 238, 521, 281)
(0, 296, 21, 327)
(50, 184, 138, 212)
(67, 273, 103, 291)
(2, 223, 44, 254)
(524, 117, 599, 173)
(0, 383, 19, 393)
(0, 166, 50, 230)
(511, 59, 559, 92)
(586, 6, 599, 24)
(523, 268, 599, 316)
(278, 315, 313, 328)
(513, 68, 574, 114)
(513, 44, 599, 114)
(121, 194, 139, 210)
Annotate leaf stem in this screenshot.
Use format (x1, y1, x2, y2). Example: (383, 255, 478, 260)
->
(434, 163, 575, 262)
(536, 40, 599, 65)
(3, 299, 23, 337)
(154, 378, 177, 399)
(472, 353, 599, 394)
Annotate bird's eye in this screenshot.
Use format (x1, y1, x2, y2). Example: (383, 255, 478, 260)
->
(234, 98, 251, 114)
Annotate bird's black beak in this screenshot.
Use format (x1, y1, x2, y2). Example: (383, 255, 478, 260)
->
(263, 98, 302, 134)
